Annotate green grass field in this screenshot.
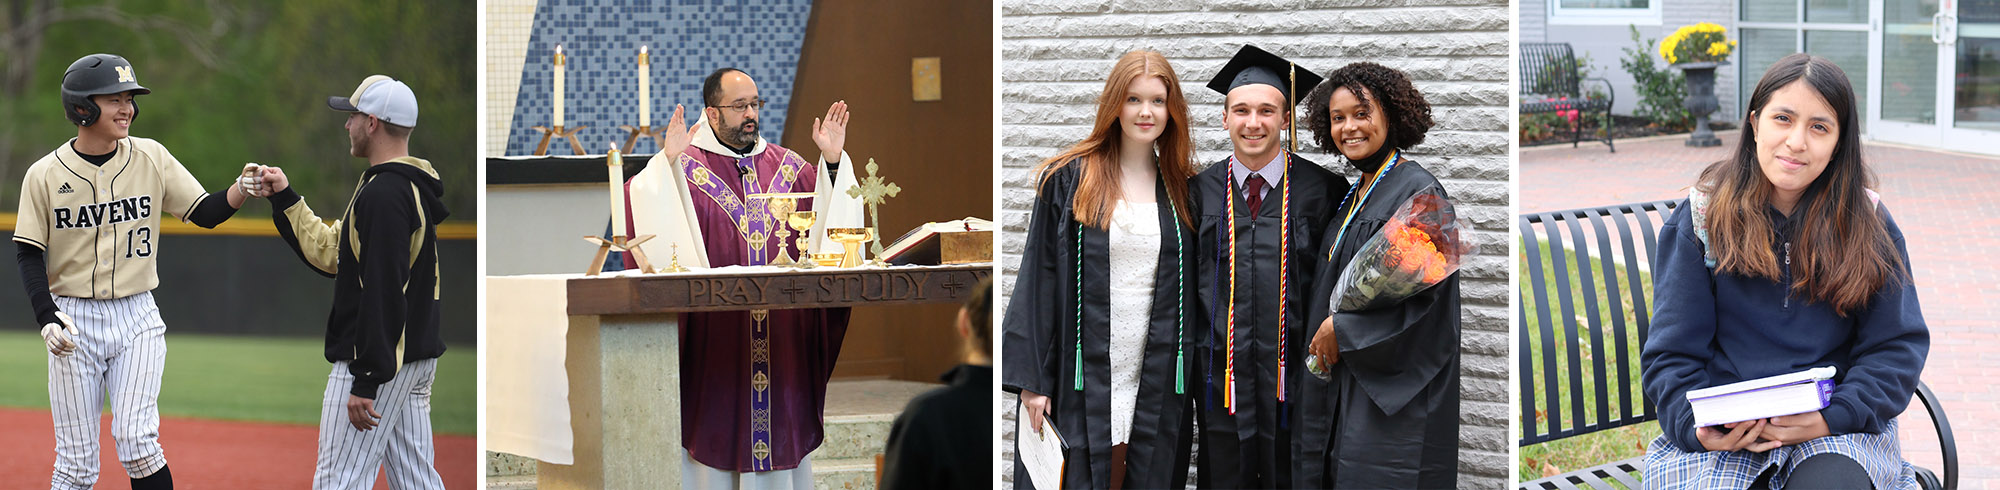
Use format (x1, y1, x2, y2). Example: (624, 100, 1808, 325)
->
(0, 331, 474, 436)
(1517, 237, 1661, 485)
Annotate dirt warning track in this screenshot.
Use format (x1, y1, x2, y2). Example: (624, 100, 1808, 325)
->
(0, 407, 475, 489)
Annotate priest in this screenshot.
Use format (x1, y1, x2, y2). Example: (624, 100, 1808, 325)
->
(1190, 45, 1346, 489)
(621, 67, 864, 488)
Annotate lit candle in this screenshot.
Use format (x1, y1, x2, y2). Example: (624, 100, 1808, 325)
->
(639, 45, 650, 128)
(553, 44, 565, 128)
(609, 145, 628, 238)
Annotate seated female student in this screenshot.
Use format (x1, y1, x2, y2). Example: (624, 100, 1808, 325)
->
(1641, 53, 1930, 490)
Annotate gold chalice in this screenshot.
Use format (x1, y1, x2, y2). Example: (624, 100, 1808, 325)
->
(826, 227, 874, 268)
(788, 210, 817, 269)
(748, 192, 816, 267)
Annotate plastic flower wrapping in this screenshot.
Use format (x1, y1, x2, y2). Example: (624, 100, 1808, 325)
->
(1308, 186, 1472, 380)
(1328, 186, 1472, 312)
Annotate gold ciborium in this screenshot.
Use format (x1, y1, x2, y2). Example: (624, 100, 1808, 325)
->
(788, 210, 817, 269)
(826, 227, 874, 268)
(748, 192, 817, 267)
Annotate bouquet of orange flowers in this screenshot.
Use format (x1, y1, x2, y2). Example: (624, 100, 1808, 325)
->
(1309, 186, 1471, 380)
(1328, 186, 1471, 313)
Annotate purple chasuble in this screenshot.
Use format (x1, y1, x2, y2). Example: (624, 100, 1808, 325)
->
(622, 143, 852, 472)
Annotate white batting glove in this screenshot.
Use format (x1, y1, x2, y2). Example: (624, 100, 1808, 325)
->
(41, 311, 78, 357)
(239, 163, 266, 198)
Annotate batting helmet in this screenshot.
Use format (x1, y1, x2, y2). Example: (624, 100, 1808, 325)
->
(62, 54, 150, 127)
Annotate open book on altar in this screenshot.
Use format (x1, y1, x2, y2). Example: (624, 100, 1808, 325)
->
(881, 217, 994, 265)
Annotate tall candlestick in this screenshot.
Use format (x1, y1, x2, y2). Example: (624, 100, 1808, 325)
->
(638, 46, 650, 128)
(609, 145, 627, 238)
(554, 44, 565, 127)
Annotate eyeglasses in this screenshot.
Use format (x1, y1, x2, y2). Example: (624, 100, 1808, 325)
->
(716, 98, 766, 114)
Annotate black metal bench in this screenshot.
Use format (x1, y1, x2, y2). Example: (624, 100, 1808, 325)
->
(1520, 43, 1616, 152)
(1517, 199, 1957, 490)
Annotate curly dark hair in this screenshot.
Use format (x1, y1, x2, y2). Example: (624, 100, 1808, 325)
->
(1304, 62, 1434, 153)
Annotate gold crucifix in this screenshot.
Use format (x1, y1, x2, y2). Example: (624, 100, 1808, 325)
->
(845, 158, 900, 265)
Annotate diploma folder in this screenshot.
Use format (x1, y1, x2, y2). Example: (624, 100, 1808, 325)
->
(1015, 402, 1066, 490)
(1685, 366, 1837, 428)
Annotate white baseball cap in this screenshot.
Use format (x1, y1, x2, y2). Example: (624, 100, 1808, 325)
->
(327, 75, 418, 127)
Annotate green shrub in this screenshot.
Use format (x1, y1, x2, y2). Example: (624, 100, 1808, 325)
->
(1621, 25, 1693, 131)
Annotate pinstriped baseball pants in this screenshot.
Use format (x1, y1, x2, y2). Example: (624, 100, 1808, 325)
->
(313, 358, 444, 490)
(46, 291, 169, 490)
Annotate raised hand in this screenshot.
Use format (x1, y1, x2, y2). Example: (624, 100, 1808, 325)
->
(660, 104, 694, 157)
(41, 311, 78, 357)
(811, 100, 849, 162)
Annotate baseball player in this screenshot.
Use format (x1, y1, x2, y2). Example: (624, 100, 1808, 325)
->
(248, 74, 447, 490)
(15, 53, 265, 490)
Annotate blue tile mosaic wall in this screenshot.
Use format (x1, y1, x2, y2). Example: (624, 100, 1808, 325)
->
(507, 0, 814, 156)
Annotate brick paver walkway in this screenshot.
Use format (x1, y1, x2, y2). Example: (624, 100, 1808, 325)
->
(1522, 132, 2000, 488)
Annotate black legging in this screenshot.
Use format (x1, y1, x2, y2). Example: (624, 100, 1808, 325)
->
(1750, 453, 1873, 490)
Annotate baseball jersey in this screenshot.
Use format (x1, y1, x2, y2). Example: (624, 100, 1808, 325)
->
(13, 137, 208, 299)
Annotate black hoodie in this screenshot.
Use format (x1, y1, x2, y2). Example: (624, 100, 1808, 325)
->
(269, 156, 449, 399)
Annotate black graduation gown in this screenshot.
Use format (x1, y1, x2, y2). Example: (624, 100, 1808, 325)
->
(1001, 162, 1198, 490)
(1295, 159, 1461, 489)
(880, 364, 993, 490)
(1191, 152, 1344, 489)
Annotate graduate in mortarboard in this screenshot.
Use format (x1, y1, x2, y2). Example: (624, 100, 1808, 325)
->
(1295, 62, 1461, 488)
(1191, 45, 1347, 489)
(1002, 49, 1199, 489)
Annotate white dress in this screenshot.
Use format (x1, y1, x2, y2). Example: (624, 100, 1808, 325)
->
(1106, 199, 1160, 445)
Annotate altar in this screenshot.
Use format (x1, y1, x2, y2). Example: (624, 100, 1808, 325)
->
(485, 263, 990, 489)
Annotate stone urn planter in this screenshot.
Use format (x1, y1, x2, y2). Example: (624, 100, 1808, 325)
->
(1673, 61, 1728, 147)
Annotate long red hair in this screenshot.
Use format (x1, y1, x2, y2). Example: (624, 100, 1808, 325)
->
(1034, 49, 1195, 229)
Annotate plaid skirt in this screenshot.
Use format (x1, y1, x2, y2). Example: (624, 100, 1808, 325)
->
(1642, 417, 1915, 490)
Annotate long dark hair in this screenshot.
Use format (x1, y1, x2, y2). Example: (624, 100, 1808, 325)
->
(1034, 49, 1196, 228)
(1696, 53, 1902, 316)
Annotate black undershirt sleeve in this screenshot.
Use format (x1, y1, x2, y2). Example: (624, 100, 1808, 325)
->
(185, 187, 239, 228)
(16, 243, 60, 327)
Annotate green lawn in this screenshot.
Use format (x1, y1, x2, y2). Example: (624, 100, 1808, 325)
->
(1517, 237, 1662, 485)
(0, 331, 474, 436)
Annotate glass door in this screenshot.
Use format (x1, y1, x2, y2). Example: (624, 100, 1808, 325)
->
(1944, 0, 2000, 149)
(1870, 0, 2000, 154)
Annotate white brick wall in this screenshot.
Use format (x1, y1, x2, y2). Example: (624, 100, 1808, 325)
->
(999, 1, 1512, 488)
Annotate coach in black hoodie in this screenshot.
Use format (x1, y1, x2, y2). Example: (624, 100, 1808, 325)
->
(252, 74, 449, 489)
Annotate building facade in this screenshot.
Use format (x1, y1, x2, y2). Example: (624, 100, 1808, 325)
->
(1523, 0, 2000, 155)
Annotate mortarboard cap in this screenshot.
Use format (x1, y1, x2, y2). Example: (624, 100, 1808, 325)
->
(1206, 45, 1322, 102)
